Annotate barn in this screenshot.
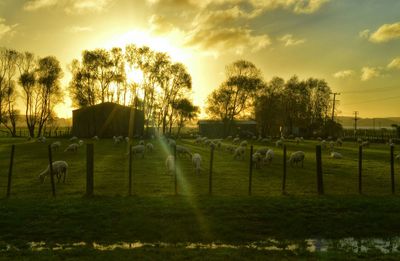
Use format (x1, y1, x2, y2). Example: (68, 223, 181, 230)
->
(198, 120, 257, 138)
(71, 102, 144, 138)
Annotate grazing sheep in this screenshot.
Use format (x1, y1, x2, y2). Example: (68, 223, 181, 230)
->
(225, 145, 236, 154)
(330, 151, 343, 159)
(233, 137, 240, 144)
(256, 147, 269, 155)
(261, 138, 270, 144)
(226, 135, 233, 140)
(139, 140, 145, 145)
(92, 136, 99, 141)
(263, 149, 274, 165)
(192, 153, 202, 175)
(37, 136, 46, 143)
(295, 137, 301, 144)
(38, 161, 68, 184)
(240, 140, 248, 147)
(113, 136, 123, 145)
(336, 138, 343, 147)
(317, 137, 322, 141)
(165, 155, 175, 175)
(289, 151, 305, 167)
(195, 136, 203, 144)
(131, 145, 145, 158)
(233, 146, 246, 160)
(321, 140, 327, 149)
(70, 136, 78, 142)
(176, 145, 192, 158)
(275, 139, 283, 147)
(64, 143, 79, 153)
(329, 141, 335, 151)
(252, 152, 262, 169)
(204, 139, 211, 147)
(396, 154, 400, 163)
(146, 143, 154, 152)
(50, 141, 61, 152)
(125, 137, 130, 143)
(78, 140, 84, 146)
(361, 141, 369, 148)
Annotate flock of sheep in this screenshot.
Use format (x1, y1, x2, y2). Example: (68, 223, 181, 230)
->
(34, 134, 400, 184)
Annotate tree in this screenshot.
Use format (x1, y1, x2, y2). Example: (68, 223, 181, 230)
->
(173, 98, 199, 137)
(36, 56, 63, 137)
(17, 51, 38, 137)
(0, 48, 19, 136)
(207, 60, 263, 136)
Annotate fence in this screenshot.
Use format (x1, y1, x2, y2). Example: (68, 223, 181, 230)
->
(0, 127, 72, 138)
(342, 128, 398, 142)
(2, 142, 398, 198)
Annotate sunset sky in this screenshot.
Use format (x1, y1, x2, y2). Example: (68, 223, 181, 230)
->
(0, 0, 399, 119)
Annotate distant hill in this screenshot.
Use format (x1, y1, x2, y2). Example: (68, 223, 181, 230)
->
(337, 116, 400, 129)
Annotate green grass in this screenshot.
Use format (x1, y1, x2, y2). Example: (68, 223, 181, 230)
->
(0, 137, 399, 259)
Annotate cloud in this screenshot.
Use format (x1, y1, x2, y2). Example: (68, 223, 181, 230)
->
(358, 29, 370, 39)
(24, 0, 113, 14)
(247, 0, 329, 14)
(369, 22, 400, 43)
(279, 34, 306, 46)
(361, 67, 381, 81)
(333, 70, 354, 79)
(65, 26, 93, 33)
(0, 18, 18, 39)
(388, 57, 400, 70)
(149, 15, 176, 34)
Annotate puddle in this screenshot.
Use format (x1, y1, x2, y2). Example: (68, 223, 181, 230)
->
(1, 238, 400, 254)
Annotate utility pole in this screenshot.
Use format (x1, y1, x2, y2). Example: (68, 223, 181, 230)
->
(354, 111, 359, 138)
(331, 92, 340, 121)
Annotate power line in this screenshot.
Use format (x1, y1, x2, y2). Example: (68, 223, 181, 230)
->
(331, 92, 340, 121)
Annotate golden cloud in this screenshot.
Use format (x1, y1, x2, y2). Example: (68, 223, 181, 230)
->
(369, 22, 400, 43)
(333, 70, 354, 79)
(388, 57, 400, 70)
(361, 67, 381, 81)
(279, 34, 306, 46)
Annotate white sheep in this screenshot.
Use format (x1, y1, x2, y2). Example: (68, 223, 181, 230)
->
(64, 143, 79, 153)
(233, 137, 240, 144)
(263, 149, 274, 165)
(195, 137, 203, 144)
(252, 152, 262, 169)
(146, 142, 154, 152)
(295, 137, 301, 144)
(37, 136, 46, 143)
(139, 140, 145, 145)
(330, 151, 343, 159)
(176, 145, 192, 158)
(92, 136, 99, 141)
(125, 137, 130, 143)
(233, 146, 246, 160)
(225, 145, 236, 154)
(69, 136, 78, 142)
(226, 135, 232, 140)
(131, 145, 145, 158)
(361, 141, 369, 148)
(261, 138, 270, 144)
(192, 153, 202, 175)
(275, 139, 283, 147)
(165, 155, 175, 175)
(113, 136, 123, 145)
(50, 141, 61, 152)
(78, 140, 84, 146)
(336, 138, 343, 147)
(329, 141, 335, 151)
(289, 151, 305, 167)
(395, 154, 400, 163)
(240, 140, 248, 147)
(256, 147, 269, 155)
(321, 140, 327, 149)
(38, 161, 68, 184)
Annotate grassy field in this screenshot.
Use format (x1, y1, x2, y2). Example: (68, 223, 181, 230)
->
(0, 137, 400, 260)
(0, 136, 398, 197)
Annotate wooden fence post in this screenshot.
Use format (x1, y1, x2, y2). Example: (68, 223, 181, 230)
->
(209, 146, 214, 195)
(47, 144, 56, 197)
(6, 145, 15, 198)
(86, 143, 94, 196)
(174, 145, 177, 195)
(248, 145, 253, 196)
(316, 145, 324, 195)
(128, 144, 133, 196)
(358, 145, 363, 194)
(391, 145, 395, 194)
(282, 145, 287, 195)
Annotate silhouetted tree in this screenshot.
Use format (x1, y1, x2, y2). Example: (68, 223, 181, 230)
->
(173, 98, 199, 137)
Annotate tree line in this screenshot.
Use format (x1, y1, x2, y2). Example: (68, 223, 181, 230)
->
(69, 45, 198, 136)
(0, 48, 62, 137)
(206, 60, 342, 138)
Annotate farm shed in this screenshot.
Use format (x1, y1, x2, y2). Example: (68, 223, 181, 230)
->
(198, 120, 257, 138)
(71, 102, 144, 138)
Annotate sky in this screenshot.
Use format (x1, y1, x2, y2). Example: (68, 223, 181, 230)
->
(0, 0, 400, 119)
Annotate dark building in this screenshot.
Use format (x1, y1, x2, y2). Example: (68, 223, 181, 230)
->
(198, 120, 257, 138)
(71, 102, 144, 138)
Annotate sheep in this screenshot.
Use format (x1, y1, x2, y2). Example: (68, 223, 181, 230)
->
(252, 135, 257, 140)
(233, 146, 246, 160)
(361, 141, 369, 148)
(131, 145, 145, 158)
(146, 142, 154, 152)
(64, 143, 79, 153)
(321, 140, 327, 149)
(330, 151, 343, 159)
(113, 136, 123, 145)
(396, 154, 400, 163)
(38, 161, 68, 184)
(256, 147, 269, 155)
(168, 139, 176, 147)
(275, 139, 283, 147)
(37, 136, 46, 143)
(295, 137, 301, 144)
(329, 141, 335, 151)
(50, 141, 61, 152)
(92, 136, 99, 141)
(263, 149, 274, 165)
(225, 145, 236, 154)
(78, 140, 84, 146)
(240, 140, 248, 147)
(226, 135, 233, 140)
(192, 153, 202, 175)
(252, 152, 262, 169)
(195, 136, 203, 144)
(139, 140, 145, 146)
(261, 138, 270, 144)
(165, 155, 175, 175)
(336, 138, 343, 147)
(70, 136, 79, 142)
(204, 139, 211, 147)
(125, 137, 130, 143)
(233, 137, 240, 144)
(176, 145, 192, 158)
(288, 151, 305, 167)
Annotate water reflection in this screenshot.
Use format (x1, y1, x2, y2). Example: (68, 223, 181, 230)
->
(1, 237, 400, 254)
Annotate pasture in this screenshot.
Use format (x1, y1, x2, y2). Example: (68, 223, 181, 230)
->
(0, 137, 398, 198)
